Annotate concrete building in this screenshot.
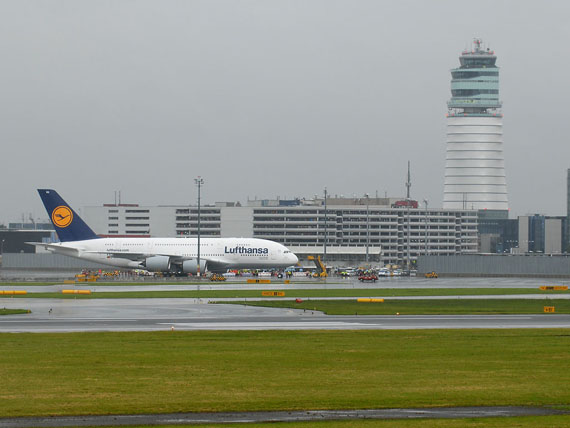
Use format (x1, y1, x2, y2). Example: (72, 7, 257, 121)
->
(477, 214, 518, 253)
(0, 230, 54, 255)
(82, 196, 479, 267)
(0, 221, 55, 260)
(443, 38, 509, 212)
(567, 168, 570, 250)
(517, 215, 566, 254)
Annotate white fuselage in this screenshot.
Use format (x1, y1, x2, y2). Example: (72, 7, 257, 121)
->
(41, 237, 298, 271)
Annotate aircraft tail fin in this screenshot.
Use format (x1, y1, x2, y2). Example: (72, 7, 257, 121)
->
(37, 189, 99, 242)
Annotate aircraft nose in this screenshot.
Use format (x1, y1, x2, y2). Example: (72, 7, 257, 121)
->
(290, 253, 299, 264)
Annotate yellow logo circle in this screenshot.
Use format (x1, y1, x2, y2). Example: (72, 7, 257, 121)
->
(52, 206, 73, 228)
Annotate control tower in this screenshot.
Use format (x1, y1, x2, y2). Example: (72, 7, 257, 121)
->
(443, 39, 508, 212)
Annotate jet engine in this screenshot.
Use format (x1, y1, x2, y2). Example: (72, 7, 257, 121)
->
(144, 255, 171, 272)
(182, 259, 207, 275)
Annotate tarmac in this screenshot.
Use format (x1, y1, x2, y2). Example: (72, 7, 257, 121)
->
(0, 406, 567, 427)
(1, 298, 570, 332)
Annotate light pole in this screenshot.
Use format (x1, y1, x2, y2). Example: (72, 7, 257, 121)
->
(423, 199, 428, 255)
(365, 194, 370, 264)
(405, 161, 411, 271)
(406, 201, 411, 271)
(194, 177, 204, 278)
(323, 187, 327, 264)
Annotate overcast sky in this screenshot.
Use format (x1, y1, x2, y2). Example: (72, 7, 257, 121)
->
(1, 0, 569, 223)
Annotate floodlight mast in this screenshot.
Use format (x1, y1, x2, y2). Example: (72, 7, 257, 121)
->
(323, 187, 327, 264)
(406, 161, 411, 271)
(194, 177, 204, 278)
(423, 199, 429, 255)
(365, 194, 370, 264)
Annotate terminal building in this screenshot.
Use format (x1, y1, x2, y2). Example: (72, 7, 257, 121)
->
(81, 196, 479, 267)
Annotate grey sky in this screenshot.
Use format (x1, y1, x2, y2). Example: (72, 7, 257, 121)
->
(1, 0, 569, 223)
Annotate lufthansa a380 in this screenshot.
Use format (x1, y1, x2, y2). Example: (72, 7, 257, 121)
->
(29, 189, 298, 274)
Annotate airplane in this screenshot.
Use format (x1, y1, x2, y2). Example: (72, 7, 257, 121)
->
(29, 189, 299, 275)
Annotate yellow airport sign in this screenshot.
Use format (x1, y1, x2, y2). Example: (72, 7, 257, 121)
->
(540, 286, 568, 291)
(261, 291, 285, 297)
(62, 290, 91, 295)
(544, 306, 555, 313)
(0, 290, 27, 295)
(357, 298, 385, 303)
(247, 279, 271, 284)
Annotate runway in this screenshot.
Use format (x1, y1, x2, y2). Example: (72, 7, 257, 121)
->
(1, 298, 570, 332)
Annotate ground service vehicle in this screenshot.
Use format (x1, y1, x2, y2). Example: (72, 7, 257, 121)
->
(307, 255, 327, 277)
(425, 271, 438, 278)
(358, 274, 378, 282)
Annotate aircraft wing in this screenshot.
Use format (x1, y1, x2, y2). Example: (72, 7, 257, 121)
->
(26, 242, 79, 257)
(80, 250, 196, 263)
(26, 244, 163, 262)
(27, 242, 222, 269)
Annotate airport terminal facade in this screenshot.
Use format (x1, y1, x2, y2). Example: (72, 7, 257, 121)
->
(81, 197, 478, 267)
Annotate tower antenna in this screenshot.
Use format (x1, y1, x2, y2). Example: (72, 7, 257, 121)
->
(405, 161, 411, 200)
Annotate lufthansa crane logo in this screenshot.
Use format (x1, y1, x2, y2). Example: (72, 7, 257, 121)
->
(52, 206, 73, 228)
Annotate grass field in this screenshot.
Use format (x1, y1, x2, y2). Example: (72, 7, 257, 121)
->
(226, 298, 570, 315)
(1, 329, 569, 419)
(3, 287, 569, 299)
(0, 308, 29, 315)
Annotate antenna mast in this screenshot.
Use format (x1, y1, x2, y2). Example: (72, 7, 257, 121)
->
(405, 161, 411, 200)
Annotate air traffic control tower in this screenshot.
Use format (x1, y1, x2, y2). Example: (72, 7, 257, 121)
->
(443, 39, 509, 213)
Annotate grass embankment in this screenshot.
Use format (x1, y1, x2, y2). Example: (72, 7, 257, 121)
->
(0, 308, 29, 315)
(228, 299, 570, 315)
(0, 329, 569, 418)
(3, 287, 569, 299)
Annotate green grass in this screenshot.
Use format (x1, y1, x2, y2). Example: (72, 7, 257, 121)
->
(0, 308, 29, 315)
(225, 299, 570, 315)
(0, 329, 569, 418)
(4, 287, 569, 299)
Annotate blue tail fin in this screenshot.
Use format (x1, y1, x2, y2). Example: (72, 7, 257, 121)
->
(38, 189, 99, 242)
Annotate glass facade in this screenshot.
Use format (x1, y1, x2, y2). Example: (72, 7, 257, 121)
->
(448, 39, 501, 112)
